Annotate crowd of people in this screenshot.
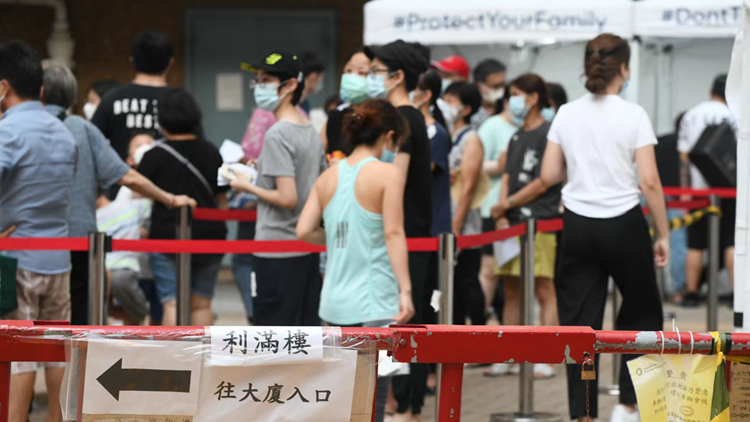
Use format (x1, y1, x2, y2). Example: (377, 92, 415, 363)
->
(0, 25, 735, 422)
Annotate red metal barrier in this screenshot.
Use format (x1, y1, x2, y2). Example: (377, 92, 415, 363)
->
(1, 322, 749, 422)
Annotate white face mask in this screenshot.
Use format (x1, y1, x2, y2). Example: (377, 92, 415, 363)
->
(83, 102, 97, 120)
(481, 84, 505, 104)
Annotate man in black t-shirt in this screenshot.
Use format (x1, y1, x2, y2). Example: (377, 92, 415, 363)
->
(364, 39, 431, 422)
(92, 30, 174, 162)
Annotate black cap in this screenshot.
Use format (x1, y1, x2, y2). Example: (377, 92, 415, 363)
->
(364, 40, 429, 91)
(241, 50, 302, 81)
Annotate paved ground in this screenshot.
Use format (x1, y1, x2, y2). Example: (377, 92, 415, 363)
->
(28, 278, 735, 422)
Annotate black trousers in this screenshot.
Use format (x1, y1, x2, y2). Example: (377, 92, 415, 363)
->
(252, 254, 321, 326)
(70, 250, 89, 325)
(452, 248, 486, 325)
(557, 206, 663, 419)
(393, 251, 430, 415)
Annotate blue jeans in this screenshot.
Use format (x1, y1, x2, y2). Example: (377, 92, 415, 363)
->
(668, 208, 687, 293)
(232, 254, 254, 321)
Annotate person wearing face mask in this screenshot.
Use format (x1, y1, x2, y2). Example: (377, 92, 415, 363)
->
(431, 54, 470, 93)
(230, 50, 327, 327)
(471, 58, 507, 129)
(364, 39, 430, 422)
(82, 79, 120, 120)
(41, 63, 197, 327)
(443, 81, 487, 328)
(546, 82, 568, 117)
(489, 74, 561, 379)
(493, 34, 668, 422)
(297, 100, 414, 422)
(413, 70, 451, 237)
(322, 50, 371, 156)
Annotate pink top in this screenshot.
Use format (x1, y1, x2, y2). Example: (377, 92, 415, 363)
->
(241, 107, 308, 160)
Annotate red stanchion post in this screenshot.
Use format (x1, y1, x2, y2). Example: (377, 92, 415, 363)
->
(0, 361, 9, 422)
(438, 363, 463, 422)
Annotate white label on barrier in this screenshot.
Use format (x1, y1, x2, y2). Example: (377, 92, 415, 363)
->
(194, 349, 357, 422)
(82, 339, 203, 417)
(209, 326, 323, 366)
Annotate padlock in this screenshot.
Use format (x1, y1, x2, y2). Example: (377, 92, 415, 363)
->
(581, 360, 596, 380)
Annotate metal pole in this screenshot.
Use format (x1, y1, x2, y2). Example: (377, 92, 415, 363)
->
(492, 220, 560, 422)
(599, 288, 621, 396)
(436, 232, 455, 421)
(176, 206, 192, 326)
(707, 194, 720, 331)
(519, 219, 536, 416)
(87, 232, 107, 326)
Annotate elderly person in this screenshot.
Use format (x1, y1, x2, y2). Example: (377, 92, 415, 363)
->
(41, 63, 196, 326)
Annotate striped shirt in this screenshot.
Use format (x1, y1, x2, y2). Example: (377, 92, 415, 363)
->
(97, 199, 151, 272)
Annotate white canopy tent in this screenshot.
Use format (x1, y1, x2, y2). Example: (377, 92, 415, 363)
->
(726, 0, 750, 334)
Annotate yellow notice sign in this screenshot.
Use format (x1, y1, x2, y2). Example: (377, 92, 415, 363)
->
(628, 355, 717, 422)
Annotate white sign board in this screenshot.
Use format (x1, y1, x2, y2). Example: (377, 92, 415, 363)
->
(209, 326, 324, 366)
(82, 339, 203, 417)
(633, 0, 742, 38)
(216, 73, 244, 111)
(194, 349, 358, 422)
(364, 0, 633, 45)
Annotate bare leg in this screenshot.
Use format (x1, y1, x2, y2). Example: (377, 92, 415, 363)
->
(191, 295, 214, 326)
(44, 367, 65, 422)
(725, 247, 735, 288)
(535, 278, 558, 326)
(479, 255, 499, 310)
(685, 249, 704, 293)
(503, 276, 520, 326)
(161, 300, 176, 326)
(9, 372, 35, 422)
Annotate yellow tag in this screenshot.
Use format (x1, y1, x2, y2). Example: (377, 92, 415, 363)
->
(628, 354, 717, 422)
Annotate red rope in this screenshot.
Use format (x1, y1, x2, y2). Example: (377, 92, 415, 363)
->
(193, 208, 257, 222)
(456, 224, 527, 249)
(0, 237, 88, 252)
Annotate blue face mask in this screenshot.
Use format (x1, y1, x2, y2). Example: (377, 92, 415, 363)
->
(366, 74, 391, 100)
(540, 107, 556, 122)
(254, 83, 285, 111)
(620, 79, 630, 95)
(380, 147, 397, 163)
(339, 74, 368, 105)
(509, 95, 530, 125)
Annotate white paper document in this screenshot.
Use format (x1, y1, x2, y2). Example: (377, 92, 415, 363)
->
(219, 139, 245, 163)
(209, 326, 324, 366)
(195, 349, 358, 422)
(493, 238, 521, 268)
(82, 339, 203, 417)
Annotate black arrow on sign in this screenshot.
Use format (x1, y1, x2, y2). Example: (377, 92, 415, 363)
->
(97, 358, 192, 401)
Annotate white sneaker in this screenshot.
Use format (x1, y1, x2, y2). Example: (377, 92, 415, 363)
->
(610, 405, 640, 422)
(483, 363, 512, 377)
(533, 363, 556, 379)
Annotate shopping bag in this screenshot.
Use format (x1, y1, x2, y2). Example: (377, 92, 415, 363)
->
(0, 254, 17, 315)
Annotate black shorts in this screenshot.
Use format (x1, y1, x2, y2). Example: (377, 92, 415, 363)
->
(686, 199, 735, 251)
(481, 218, 496, 255)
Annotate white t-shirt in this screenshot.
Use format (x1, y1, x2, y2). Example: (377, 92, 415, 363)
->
(677, 100, 736, 190)
(548, 93, 657, 219)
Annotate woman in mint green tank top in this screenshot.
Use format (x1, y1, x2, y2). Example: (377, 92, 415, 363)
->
(297, 100, 414, 325)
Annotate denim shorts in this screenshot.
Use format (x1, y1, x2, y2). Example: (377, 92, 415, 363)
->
(149, 253, 223, 303)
